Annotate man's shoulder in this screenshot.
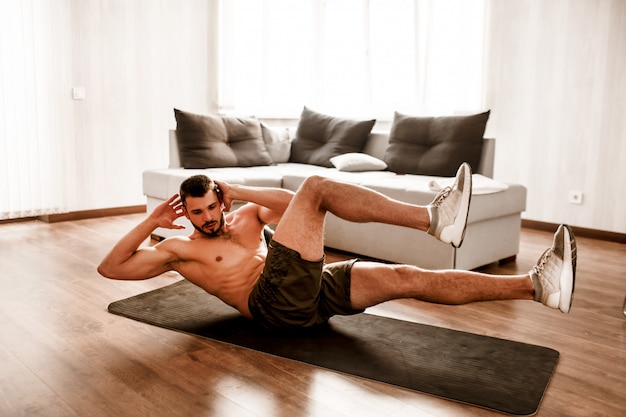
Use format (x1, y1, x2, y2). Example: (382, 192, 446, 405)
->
(157, 235, 192, 248)
(156, 235, 205, 262)
(229, 202, 261, 216)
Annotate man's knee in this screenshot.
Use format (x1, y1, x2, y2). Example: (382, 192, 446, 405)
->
(300, 175, 326, 191)
(299, 175, 328, 202)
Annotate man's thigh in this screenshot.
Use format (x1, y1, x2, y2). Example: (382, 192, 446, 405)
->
(273, 179, 326, 261)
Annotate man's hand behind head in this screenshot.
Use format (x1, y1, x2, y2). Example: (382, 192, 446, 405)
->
(150, 194, 186, 230)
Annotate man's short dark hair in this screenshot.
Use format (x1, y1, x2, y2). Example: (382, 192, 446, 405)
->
(179, 175, 218, 205)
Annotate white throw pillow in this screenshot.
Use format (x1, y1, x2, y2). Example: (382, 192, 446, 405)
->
(330, 153, 388, 172)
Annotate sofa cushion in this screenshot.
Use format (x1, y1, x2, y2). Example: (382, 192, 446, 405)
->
(330, 153, 388, 172)
(289, 107, 376, 168)
(384, 110, 490, 177)
(261, 123, 291, 163)
(173, 108, 273, 168)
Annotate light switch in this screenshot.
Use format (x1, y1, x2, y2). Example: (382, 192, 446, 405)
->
(72, 87, 86, 100)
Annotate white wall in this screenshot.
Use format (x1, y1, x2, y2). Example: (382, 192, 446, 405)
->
(484, 0, 626, 233)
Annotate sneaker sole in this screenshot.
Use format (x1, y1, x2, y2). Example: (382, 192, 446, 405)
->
(440, 164, 472, 248)
(559, 224, 576, 313)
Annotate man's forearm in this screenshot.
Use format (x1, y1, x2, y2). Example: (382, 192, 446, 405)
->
(228, 184, 294, 212)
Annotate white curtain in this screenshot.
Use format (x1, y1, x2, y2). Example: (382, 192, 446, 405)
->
(218, 0, 487, 118)
(0, 0, 75, 220)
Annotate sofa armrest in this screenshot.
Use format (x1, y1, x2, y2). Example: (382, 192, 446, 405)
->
(169, 130, 180, 168)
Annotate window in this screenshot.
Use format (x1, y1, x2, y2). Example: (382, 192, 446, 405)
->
(219, 0, 486, 118)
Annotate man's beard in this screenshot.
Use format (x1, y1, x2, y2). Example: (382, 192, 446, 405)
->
(191, 212, 225, 237)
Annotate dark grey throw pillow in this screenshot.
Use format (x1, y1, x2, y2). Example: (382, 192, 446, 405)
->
(384, 111, 490, 176)
(289, 107, 376, 167)
(174, 108, 273, 168)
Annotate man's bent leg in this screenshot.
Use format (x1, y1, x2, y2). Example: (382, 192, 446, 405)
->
(273, 163, 472, 261)
(273, 175, 433, 261)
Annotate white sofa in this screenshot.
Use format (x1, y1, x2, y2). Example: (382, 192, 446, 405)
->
(143, 129, 526, 270)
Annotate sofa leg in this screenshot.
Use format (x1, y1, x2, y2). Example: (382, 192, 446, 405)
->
(498, 255, 517, 265)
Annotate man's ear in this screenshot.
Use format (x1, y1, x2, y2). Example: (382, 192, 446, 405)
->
(182, 205, 190, 219)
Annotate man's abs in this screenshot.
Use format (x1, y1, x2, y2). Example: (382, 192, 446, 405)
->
(174, 250, 266, 318)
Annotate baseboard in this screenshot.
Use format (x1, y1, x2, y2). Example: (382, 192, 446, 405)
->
(522, 219, 626, 244)
(37, 205, 147, 223)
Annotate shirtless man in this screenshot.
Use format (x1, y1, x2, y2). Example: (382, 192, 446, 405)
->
(98, 163, 576, 329)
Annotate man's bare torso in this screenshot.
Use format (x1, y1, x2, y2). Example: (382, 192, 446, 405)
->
(157, 208, 268, 318)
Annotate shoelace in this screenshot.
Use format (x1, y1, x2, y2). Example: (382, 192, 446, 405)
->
(432, 187, 452, 207)
(531, 248, 553, 277)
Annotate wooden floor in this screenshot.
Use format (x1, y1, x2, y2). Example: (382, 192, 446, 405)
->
(0, 214, 624, 417)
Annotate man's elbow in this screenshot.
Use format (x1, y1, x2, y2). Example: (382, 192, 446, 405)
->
(97, 263, 111, 278)
(97, 261, 119, 279)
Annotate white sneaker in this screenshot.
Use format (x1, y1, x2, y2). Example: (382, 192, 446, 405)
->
(427, 163, 472, 248)
(529, 224, 577, 313)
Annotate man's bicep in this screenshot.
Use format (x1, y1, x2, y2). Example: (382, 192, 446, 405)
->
(257, 205, 283, 225)
(109, 246, 174, 280)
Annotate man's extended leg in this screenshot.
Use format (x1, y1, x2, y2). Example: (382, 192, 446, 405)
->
(272, 163, 472, 261)
(348, 224, 577, 313)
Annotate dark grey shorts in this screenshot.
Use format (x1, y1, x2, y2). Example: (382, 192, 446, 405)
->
(248, 240, 364, 329)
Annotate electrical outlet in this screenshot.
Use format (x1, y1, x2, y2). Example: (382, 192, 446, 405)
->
(568, 191, 584, 205)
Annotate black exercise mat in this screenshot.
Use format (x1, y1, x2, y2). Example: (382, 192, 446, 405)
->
(108, 279, 559, 416)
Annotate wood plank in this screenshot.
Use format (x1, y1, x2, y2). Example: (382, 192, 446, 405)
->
(0, 345, 80, 417)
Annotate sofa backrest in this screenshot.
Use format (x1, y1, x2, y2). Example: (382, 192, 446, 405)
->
(168, 130, 495, 178)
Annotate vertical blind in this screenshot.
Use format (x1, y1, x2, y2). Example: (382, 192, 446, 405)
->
(218, 0, 487, 118)
(0, 0, 74, 220)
